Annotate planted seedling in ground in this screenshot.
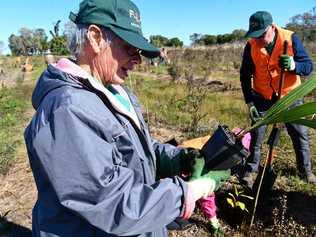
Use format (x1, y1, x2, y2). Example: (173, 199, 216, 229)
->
(222, 185, 253, 226)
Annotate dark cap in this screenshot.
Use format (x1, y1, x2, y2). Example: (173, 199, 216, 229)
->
(245, 11, 273, 38)
(69, 0, 160, 58)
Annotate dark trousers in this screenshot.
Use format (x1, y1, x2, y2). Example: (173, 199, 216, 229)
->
(246, 98, 313, 175)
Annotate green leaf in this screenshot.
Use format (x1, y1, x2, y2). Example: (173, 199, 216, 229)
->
(252, 78, 316, 129)
(226, 198, 235, 208)
(228, 192, 236, 202)
(262, 102, 316, 125)
(236, 201, 246, 211)
(265, 78, 316, 118)
(289, 119, 316, 129)
(234, 185, 239, 196)
(240, 194, 254, 200)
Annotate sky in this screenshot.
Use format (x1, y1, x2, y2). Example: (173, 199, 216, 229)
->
(0, 0, 315, 54)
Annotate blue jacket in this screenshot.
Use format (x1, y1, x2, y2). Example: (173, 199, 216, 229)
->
(24, 62, 187, 237)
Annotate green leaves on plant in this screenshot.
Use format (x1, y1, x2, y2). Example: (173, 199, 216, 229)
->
(250, 77, 316, 130)
(236, 201, 248, 212)
(262, 102, 316, 125)
(226, 185, 253, 213)
(226, 197, 235, 208)
(290, 119, 316, 129)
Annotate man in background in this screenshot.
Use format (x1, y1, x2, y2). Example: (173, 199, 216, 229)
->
(239, 11, 316, 187)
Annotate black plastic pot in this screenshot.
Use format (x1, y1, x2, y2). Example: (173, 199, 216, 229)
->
(201, 125, 249, 170)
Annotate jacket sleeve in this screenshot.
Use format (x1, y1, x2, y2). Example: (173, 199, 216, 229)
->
(240, 42, 255, 104)
(31, 105, 187, 236)
(152, 139, 185, 178)
(292, 34, 313, 76)
(152, 140, 183, 160)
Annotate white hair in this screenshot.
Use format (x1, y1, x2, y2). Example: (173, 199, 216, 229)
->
(69, 24, 116, 59)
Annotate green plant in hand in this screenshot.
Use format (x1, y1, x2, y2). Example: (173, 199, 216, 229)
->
(226, 185, 254, 213)
(239, 77, 316, 136)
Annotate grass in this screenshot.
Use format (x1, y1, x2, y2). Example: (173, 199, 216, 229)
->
(127, 72, 248, 138)
(0, 86, 30, 174)
(0, 57, 43, 174)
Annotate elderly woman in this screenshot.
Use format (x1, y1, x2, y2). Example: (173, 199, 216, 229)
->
(24, 0, 227, 236)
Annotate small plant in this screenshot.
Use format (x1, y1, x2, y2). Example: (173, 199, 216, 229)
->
(226, 185, 254, 213)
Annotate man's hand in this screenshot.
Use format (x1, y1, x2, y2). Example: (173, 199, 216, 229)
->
(179, 148, 203, 175)
(181, 158, 231, 219)
(279, 54, 295, 71)
(182, 158, 216, 219)
(201, 169, 231, 191)
(157, 148, 202, 178)
(247, 102, 260, 123)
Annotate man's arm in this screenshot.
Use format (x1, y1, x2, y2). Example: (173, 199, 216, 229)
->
(292, 34, 313, 76)
(240, 42, 255, 104)
(30, 105, 187, 236)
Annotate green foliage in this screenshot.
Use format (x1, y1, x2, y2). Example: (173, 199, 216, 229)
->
(50, 36, 70, 55)
(8, 20, 72, 56)
(248, 77, 316, 132)
(149, 35, 183, 48)
(8, 28, 48, 56)
(166, 37, 183, 47)
(226, 185, 254, 213)
(0, 86, 29, 174)
(149, 35, 169, 47)
(190, 29, 246, 46)
(0, 57, 43, 174)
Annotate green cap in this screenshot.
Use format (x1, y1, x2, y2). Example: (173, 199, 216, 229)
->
(69, 0, 160, 58)
(245, 11, 273, 38)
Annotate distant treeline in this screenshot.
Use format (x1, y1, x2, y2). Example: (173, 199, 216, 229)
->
(7, 21, 76, 56)
(3, 7, 316, 56)
(151, 7, 316, 47)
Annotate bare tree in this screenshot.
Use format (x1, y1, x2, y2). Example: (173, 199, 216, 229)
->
(50, 20, 61, 38)
(63, 21, 77, 46)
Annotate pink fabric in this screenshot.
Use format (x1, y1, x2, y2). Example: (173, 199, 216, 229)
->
(232, 127, 251, 150)
(54, 58, 90, 79)
(198, 193, 217, 219)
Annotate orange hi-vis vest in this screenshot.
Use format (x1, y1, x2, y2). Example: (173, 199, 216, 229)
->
(249, 26, 301, 100)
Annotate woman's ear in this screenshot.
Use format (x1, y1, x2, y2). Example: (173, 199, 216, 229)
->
(86, 25, 108, 54)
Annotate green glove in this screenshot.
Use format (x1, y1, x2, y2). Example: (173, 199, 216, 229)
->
(190, 158, 230, 191)
(201, 169, 231, 191)
(183, 159, 231, 219)
(279, 54, 295, 71)
(179, 148, 202, 175)
(247, 102, 260, 123)
(156, 148, 201, 179)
